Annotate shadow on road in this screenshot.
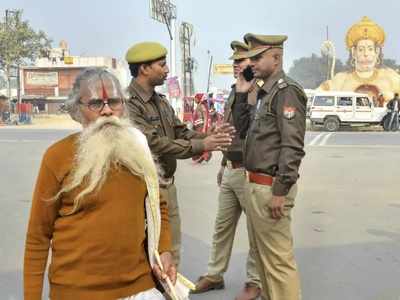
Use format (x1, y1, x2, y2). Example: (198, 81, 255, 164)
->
(181, 234, 400, 300)
(2, 235, 400, 300)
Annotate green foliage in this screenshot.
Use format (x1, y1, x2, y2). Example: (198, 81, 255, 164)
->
(288, 53, 347, 89)
(0, 9, 51, 71)
(382, 58, 400, 71)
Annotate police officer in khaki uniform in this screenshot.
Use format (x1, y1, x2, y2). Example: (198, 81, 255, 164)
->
(193, 41, 261, 300)
(125, 42, 233, 266)
(233, 34, 307, 300)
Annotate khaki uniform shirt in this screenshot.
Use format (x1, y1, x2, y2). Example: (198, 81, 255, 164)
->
(126, 80, 206, 178)
(221, 84, 258, 166)
(233, 71, 307, 196)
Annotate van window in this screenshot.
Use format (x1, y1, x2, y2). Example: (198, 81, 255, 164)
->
(313, 96, 335, 106)
(338, 97, 353, 106)
(356, 97, 370, 107)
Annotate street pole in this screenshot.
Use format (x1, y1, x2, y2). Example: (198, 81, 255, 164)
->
(5, 10, 12, 104)
(150, 0, 179, 112)
(4, 10, 19, 109)
(170, 18, 176, 78)
(206, 51, 213, 94)
(17, 65, 21, 104)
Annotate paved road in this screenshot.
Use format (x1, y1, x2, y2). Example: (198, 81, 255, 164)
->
(1, 129, 400, 300)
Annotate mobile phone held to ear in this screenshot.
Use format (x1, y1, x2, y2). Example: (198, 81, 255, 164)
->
(242, 66, 254, 82)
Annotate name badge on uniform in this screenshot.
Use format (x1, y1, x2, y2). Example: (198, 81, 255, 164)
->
(283, 106, 296, 120)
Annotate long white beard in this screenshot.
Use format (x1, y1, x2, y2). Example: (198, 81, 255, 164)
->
(55, 116, 159, 215)
(56, 116, 191, 299)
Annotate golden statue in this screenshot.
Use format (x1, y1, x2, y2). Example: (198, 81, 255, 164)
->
(318, 16, 400, 105)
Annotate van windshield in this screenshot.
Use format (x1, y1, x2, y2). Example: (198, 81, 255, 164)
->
(313, 96, 335, 106)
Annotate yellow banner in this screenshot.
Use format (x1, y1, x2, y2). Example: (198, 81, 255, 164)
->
(214, 64, 233, 75)
(64, 56, 74, 64)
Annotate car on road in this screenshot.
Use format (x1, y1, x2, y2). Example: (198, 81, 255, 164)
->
(309, 91, 387, 131)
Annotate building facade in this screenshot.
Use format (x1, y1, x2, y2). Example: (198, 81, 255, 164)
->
(20, 41, 128, 113)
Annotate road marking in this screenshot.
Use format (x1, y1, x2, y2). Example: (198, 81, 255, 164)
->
(317, 144, 400, 149)
(307, 132, 335, 146)
(319, 132, 333, 146)
(308, 133, 325, 146)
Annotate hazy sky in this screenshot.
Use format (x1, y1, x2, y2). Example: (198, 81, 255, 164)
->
(2, 0, 400, 91)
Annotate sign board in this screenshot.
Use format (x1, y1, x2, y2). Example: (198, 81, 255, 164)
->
(64, 56, 74, 64)
(214, 64, 233, 75)
(150, 0, 177, 25)
(26, 72, 58, 86)
(166, 76, 181, 98)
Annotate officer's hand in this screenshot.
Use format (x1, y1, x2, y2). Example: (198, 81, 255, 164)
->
(236, 72, 255, 93)
(153, 251, 177, 285)
(203, 133, 232, 152)
(214, 122, 236, 137)
(269, 195, 286, 220)
(217, 166, 225, 186)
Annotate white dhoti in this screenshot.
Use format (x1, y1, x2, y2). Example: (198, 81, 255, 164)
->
(131, 127, 191, 300)
(119, 288, 165, 300)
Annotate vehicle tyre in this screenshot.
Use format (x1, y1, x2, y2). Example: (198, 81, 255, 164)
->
(382, 113, 391, 131)
(324, 117, 340, 132)
(308, 121, 315, 131)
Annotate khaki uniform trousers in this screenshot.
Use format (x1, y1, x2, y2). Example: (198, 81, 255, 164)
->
(207, 166, 260, 286)
(160, 183, 181, 265)
(245, 181, 301, 300)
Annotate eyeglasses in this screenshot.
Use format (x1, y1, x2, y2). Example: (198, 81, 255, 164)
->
(79, 98, 124, 112)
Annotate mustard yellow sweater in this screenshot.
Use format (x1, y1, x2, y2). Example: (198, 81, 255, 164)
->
(24, 133, 171, 300)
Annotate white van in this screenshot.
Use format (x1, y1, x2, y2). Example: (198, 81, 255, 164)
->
(304, 89, 316, 117)
(309, 91, 387, 131)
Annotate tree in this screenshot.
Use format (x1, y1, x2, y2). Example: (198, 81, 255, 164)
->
(382, 58, 400, 72)
(0, 9, 51, 100)
(288, 53, 347, 89)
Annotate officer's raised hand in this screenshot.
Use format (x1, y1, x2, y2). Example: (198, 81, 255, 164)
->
(235, 69, 256, 93)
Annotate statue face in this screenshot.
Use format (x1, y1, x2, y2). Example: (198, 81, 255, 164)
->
(352, 39, 380, 72)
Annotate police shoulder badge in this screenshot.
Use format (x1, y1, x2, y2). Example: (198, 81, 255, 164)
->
(283, 105, 296, 119)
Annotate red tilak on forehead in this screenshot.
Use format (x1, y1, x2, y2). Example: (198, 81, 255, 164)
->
(101, 79, 108, 100)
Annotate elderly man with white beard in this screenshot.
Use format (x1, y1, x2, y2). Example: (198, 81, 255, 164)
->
(23, 68, 177, 300)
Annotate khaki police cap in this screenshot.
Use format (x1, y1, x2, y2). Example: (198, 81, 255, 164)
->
(243, 33, 287, 58)
(125, 42, 168, 64)
(229, 40, 249, 60)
